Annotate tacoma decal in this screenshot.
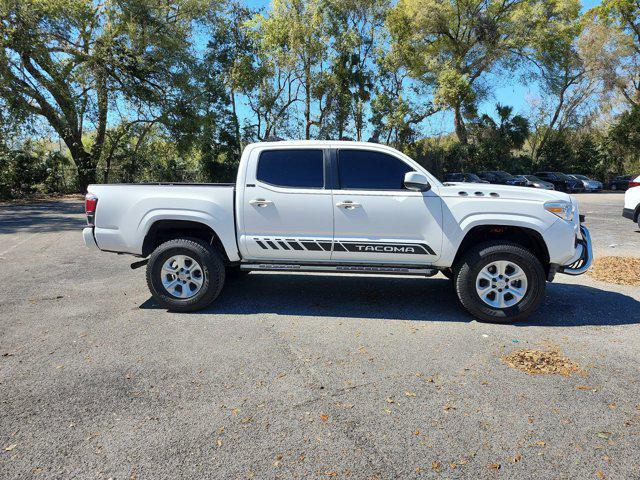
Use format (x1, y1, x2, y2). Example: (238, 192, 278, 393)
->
(253, 238, 435, 255)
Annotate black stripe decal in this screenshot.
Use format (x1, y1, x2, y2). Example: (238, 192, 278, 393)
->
(333, 242, 347, 252)
(256, 240, 268, 249)
(301, 241, 322, 251)
(286, 240, 304, 251)
(277, 240, 290, 250)
(317, 242, 332, 251)
(266, 240, 279, 250)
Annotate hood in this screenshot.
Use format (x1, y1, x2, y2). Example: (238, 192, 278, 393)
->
(438, 183, 572, 203)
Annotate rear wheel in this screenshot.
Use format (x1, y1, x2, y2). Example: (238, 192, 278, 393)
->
(453, 241, 546, 323)
(146, 238, 225, 312)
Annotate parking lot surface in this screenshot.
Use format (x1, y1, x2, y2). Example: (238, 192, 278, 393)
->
(1, 194, 639, 479)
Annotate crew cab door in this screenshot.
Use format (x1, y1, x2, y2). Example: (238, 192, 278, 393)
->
(331, 147, 443, 264)
(239, 147, 333, 261)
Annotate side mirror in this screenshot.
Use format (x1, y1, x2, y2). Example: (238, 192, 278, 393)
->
(404, 171, 431, 192)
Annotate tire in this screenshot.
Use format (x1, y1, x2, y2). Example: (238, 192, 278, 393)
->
(146, 238, 226, 312)
(453, 241, 546, 323)
(611, 184, 617, 191)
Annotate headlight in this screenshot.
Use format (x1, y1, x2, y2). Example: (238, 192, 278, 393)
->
(544, 200, 574, 221)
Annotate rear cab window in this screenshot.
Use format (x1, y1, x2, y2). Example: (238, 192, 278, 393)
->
(257, 149, 324, 188)
(337, 149, 413, 190)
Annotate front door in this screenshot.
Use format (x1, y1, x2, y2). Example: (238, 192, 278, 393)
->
(240, 147, 334, 261)
(331, 148, 442, 264)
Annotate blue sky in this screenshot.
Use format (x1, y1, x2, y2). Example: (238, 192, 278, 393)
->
(233, 0, 602, 137)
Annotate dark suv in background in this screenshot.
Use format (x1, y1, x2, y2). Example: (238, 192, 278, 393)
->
(609, 174, 639, 191)
(444, 172, 489, 183)
(534, 171, 584, 192)
(478, 171, 527, 186)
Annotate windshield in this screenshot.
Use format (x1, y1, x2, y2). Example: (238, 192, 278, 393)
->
(572, 174, 589, 180)
(466, 174, 482, 182)
(553, 172, 571, 180)
(524, 175, 542, 181)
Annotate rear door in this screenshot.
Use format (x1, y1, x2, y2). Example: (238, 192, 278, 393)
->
(331, 147, 443, 264)
(239, 147, 334, 261)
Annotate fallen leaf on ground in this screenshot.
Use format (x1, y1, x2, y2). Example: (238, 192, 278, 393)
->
(577, 385, 597, 391)
(404, 391, 416, 397)
(319, 413, 329, 422)
(4, 444, 16, 452)
(502, 348, 581, 376)
(597, 470, 606, 479)
(588, 257, 640, 286)
(487, 463, 501, 471)
(431, 461, 441, 472)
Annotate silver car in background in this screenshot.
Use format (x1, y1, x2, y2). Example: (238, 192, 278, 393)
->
(569, 174, 603, 192)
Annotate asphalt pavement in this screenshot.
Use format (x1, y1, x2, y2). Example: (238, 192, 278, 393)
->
(1, 194, 639, 479)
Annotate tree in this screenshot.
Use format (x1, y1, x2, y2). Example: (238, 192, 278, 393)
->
(469, 104, 530, 170)
(525, 0, 596, 161)
(586, 0, 640, 108)
(0, 0, 205, 191)
(387, 0, 535, 144)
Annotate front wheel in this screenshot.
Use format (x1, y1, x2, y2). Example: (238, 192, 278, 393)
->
(453, 242, 546, 323)
(146, 238, 226, 312)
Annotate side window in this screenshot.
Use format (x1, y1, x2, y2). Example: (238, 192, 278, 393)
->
(256, 149, 324, 188)
(338, 149, 413, 190)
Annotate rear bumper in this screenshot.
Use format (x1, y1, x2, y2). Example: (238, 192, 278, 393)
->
(623, 208, 635, 221)
(83, 227, 99, 250)
(557, 225, 592, 276)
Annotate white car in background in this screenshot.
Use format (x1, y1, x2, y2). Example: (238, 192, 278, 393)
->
(623, 176, 640, 228)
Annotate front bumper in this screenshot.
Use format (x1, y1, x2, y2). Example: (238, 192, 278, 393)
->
(623, 208, 635, 221)
(83, 227, 99, 250)
(558, 224, 592, 275)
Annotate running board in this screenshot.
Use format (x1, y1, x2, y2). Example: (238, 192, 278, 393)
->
(240, 263, 438, 277)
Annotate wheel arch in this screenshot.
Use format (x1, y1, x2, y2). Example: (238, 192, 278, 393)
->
(142, 219, 232, 263)
(452, 224, 550, 273)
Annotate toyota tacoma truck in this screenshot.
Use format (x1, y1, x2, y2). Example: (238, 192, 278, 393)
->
(83, 141, 592, 322)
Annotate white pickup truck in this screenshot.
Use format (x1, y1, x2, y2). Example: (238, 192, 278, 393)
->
(83, 140, 592, 322)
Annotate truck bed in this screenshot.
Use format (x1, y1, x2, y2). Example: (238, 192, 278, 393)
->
(88, 183, 238, 258)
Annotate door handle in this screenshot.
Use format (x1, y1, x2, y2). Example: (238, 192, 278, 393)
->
(336, 201, 361, 210)
(249, 198, 273, 207)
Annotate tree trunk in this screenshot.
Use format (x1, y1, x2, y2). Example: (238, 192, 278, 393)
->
(74, 148, 96, 193)
(305, 63, 312, 140)
(454, 103, 468, 144)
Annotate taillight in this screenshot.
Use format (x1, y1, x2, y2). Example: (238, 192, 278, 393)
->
(85, 193, 98, 226)
(629, 181, 640, 188)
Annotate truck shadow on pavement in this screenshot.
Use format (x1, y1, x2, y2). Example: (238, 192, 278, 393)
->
(140, 272, 640, 326)
(0, 201, 84, 234)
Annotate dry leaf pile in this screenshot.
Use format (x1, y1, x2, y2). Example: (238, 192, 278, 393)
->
(502, 348, 581, 376)
(588, 256, 640, 286)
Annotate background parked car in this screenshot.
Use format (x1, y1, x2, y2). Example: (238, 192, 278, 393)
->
(514, 175, 555, 190)
(534, 171, 584, 192)
(444, 172, 489, 183)
(609, 174, 640, 191)
(477, 171, 527, 186)
(568, 174, 602, 192)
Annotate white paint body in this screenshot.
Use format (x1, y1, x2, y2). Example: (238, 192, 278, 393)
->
(624, 182, 640, 223)
(85, 141, 583, 269)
